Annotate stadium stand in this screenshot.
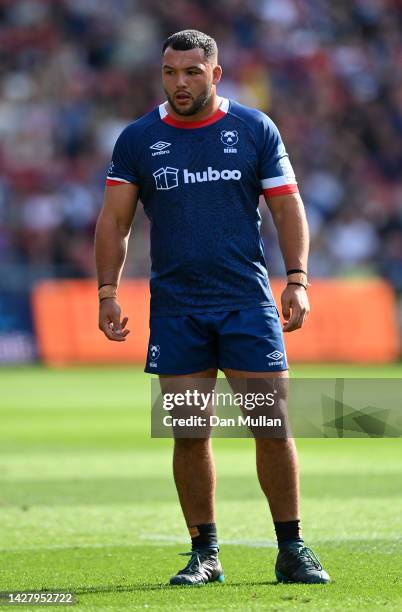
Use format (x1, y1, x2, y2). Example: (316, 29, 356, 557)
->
(0, 0, 401, 287)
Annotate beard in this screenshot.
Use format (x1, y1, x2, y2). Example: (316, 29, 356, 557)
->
(165, 83, 212, 116)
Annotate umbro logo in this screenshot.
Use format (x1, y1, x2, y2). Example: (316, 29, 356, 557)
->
(266, 351, 284, 361)
(266, 350, 284, 366)
(150, 141, 170, 150)
(150, 141, 171, 156)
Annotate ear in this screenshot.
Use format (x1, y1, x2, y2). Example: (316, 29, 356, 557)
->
(212, 64, 222, 85)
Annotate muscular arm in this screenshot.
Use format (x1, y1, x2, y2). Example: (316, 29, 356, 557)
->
(95, 183, 139, 285)
(265, 192, 310, 332)
(95, 183, 139, 341)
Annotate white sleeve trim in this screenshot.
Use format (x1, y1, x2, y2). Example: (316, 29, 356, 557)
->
(107, 176, 130, 183)
(261, 176, 297, 189)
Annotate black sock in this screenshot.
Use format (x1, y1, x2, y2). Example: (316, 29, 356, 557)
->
(189, 523, 218, 552)
(274, 520, 304, 549)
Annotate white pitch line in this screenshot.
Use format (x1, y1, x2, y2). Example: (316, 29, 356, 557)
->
(0, 534, 399, 553)
(139, 534, 277, 547)
(139, 534, 402, 547)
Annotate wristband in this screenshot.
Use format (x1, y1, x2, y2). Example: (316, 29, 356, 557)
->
(98, 284, 117, 301)
(287, 281, 308, 290)
(286, 268, 307, 276)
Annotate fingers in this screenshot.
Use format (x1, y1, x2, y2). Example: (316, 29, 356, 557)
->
(101, 319, 128, 342)
(283, 307, 306, 332)
(108, 319, 130, 340)
(102, 322, 130, 341)
(99, 302, 130, 342)
(283, 312, 299, 332)
(281, 295, 291, 322)
(119, 316, 130, 337)
(283, 304, 309, 332)
(282, 288, 310, 333)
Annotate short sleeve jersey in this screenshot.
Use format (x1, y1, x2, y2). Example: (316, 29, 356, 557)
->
(106, 98, 298, 316)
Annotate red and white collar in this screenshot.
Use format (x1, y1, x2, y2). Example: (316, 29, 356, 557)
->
(158, 97, 229, 129)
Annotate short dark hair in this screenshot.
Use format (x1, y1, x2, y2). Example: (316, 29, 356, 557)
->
(162, 30, 218, 61)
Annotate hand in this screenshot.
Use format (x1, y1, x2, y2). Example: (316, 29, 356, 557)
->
(281, 284, 310, 332)
(98, 298, 130, 342)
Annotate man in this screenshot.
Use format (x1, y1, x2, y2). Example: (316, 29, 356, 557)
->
(95, 29, 330, 586)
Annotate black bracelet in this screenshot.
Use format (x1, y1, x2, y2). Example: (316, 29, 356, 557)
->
(287, 281, 307, 289)
(98, 283, 116, 290)
(99, 296, 117, 302)
(287, 269, 307, 276)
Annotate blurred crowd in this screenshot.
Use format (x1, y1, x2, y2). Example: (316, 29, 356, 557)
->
(1, 0, 402, 289)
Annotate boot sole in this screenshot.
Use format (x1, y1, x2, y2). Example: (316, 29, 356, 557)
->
(276, 569, 330, 584)
(170, 572, 225, 586)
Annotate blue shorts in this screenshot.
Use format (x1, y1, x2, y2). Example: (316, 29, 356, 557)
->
(144, 306, 288, 375)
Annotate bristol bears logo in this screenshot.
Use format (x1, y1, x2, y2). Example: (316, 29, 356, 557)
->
(221, 130, 239, 146)
(150, 345, 160, 360)
(149, 344, 160, 368)
(221, 130, 238, 153)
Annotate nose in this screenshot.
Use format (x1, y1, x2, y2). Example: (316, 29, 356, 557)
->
(176, 72, 188, 88)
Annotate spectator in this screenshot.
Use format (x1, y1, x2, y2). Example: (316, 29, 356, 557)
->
(0, 0, 401, 291)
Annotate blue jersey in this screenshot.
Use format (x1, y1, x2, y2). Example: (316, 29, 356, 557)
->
(106, 98, 298, 316)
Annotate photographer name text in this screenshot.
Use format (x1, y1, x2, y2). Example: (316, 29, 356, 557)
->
(163, 415, 282, 428)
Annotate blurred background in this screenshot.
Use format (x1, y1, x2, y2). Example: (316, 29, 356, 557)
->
(1, 5, 402, 604)
(0, 0, 402, 364)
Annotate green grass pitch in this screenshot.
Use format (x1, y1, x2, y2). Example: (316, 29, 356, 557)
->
(0, 364, 401, 610)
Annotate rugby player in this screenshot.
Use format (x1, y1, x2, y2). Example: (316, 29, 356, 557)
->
(95, 29, 330, 586)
